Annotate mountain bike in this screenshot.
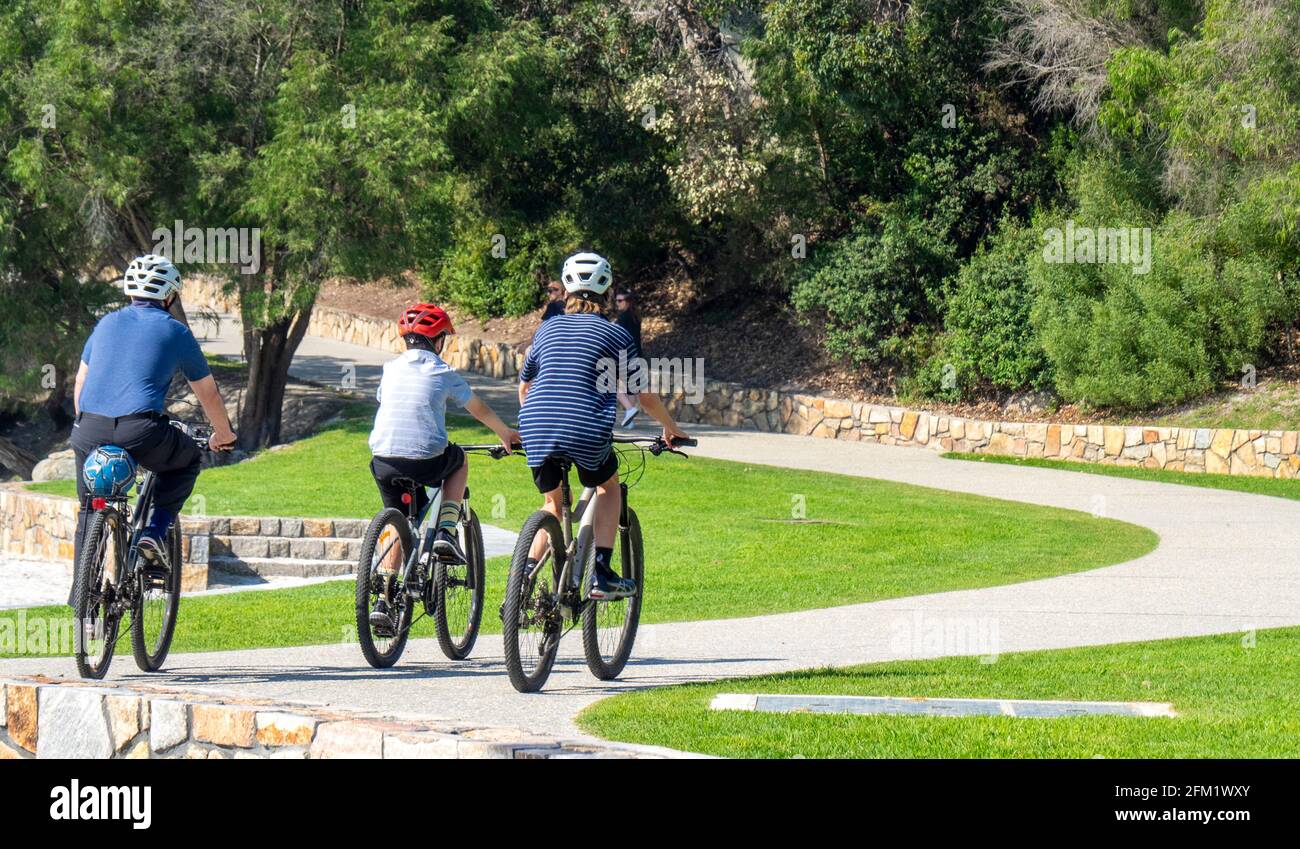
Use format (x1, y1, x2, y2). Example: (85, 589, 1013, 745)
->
(501, 435, 696, 693)
(72, 420, 213, 679)
(354, 443, 511, 667)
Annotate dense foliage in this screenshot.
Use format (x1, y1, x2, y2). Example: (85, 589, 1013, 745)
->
(2, 0, 1298, 442)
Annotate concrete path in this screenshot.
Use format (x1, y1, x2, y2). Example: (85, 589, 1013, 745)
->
(4, 311, 1298, 738)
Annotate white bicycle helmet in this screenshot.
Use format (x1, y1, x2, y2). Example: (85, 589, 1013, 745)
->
(122, 254, 182, 300)
(560, 252, 613, 295)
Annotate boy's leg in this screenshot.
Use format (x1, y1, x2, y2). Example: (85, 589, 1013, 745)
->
(576, 453, 634, 599)
(528, 458, 565, 561)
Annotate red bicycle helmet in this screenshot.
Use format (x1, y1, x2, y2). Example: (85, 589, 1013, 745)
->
(398, 302, 455, 339)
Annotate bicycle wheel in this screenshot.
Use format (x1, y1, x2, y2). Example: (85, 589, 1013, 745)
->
(433, 507, 485, 660)
(130, 521, 182, 672)
(582, 507, 644, 680)
(502, 510, 565, 693)
(73, 509, 124, 679)
(355, 508, 415, 668)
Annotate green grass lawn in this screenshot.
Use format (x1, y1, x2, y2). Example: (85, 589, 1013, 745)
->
(944, 451, 1300, 501)
(8, 415, 1156, 657)
(577, 626, 1300, 758)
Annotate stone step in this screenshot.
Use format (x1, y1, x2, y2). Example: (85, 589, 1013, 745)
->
(185, 517, 370, 539)
(209, 555, 357, 579)
(209, 534, 362, 562)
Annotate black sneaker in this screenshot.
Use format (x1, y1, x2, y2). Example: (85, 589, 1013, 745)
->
(590, 566, 636, 600)
(136, 532, 169, 585)
(432, 528, 467, 564)
(369, 598, 396, 637)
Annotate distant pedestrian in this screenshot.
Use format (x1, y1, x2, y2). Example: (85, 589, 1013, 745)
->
(541, 279, 566, 322)
(614, 289, 642, 428)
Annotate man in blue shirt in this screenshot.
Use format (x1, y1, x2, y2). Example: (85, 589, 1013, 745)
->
(72, 255, 237, 581)
(518, 253, 687, 599)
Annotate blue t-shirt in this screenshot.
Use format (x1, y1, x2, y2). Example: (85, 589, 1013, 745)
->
(79, 302, 212, 417)
(519, 313, 645, 470)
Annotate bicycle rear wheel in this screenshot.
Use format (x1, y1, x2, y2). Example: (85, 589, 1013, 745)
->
(131, 522, 181, 672)
(502, 511, 565, 693)
(73, 509, 124, 679)
(582, 507, 644, 680)
(433, 507, 485, 660)
(355, 509, 415, 668)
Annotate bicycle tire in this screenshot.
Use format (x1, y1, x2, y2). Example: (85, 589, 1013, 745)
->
(355, 508, 415, 668)
(433, 507, 485, 660)
(582, 508, 644, 680)
(73, 509, 123, 679)
(502, 510, 565, 693)
(130, 520, 182, 672)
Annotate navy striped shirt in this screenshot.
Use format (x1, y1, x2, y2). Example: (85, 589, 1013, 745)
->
(519, 313, 645, 470)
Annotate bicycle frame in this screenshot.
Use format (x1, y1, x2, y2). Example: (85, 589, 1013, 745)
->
(397, 482, 447, 590)
(532, 468, 633, 620)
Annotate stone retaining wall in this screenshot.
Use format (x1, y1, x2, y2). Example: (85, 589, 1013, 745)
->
(186, 277, 1300, 478)
(0, 677, 700, 759)
(2, 486, 208, 592)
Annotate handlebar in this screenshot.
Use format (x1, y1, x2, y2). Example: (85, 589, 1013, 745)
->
(612, 435, 697, 457)
(461, 436, 696, 460)
(170, 420, 220, 452)
(462, 441, 524, 460)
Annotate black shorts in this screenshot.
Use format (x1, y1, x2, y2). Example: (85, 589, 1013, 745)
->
(531, 450, 619, 493)
(370, 444, 466, 514)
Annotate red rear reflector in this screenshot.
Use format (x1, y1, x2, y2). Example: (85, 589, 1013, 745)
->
(91, 498, 107, 510)
(400, 493, 412, 505)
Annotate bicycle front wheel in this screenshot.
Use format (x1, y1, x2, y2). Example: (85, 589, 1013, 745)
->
(73, 509, 124, 679)
(130, 521, 182, 672)
(502, 510, 565, 693)
(582, 507, 644, 680)
(433, 507, 485, 660)
(355, 509, 414, 668)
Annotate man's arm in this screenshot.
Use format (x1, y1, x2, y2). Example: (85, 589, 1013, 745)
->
(73, 362, 88, 416)
(464, 394, 520, 453)
(188, 375, 237, 450)
(518, 379, 530, 408)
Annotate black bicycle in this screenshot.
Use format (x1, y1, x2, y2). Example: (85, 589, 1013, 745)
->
(501, 435, 695, 693)
(72, 420, 212, 679)
(354, 443, 510, 667)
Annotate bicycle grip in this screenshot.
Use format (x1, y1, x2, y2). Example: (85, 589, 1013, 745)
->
(670, 437, 698, 448)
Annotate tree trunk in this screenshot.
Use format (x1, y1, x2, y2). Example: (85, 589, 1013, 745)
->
(0, 434, 38, 479)
(237, 301, 314, 449)
(42, 365, 71, 427)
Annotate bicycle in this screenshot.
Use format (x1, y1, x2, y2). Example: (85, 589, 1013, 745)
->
(72, 419, 213, 679)
(501, 435, 696, 693)
(354, 443, 511, 667)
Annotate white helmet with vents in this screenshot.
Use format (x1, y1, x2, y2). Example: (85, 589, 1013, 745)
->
(560, 252, 613, 295)
(122, 254, 182, 301)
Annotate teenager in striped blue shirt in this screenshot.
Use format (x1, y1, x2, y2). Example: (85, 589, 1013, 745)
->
(518, 253, 688, 598)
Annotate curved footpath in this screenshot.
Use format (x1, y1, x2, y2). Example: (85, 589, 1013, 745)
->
(3, 315, 1299, 740)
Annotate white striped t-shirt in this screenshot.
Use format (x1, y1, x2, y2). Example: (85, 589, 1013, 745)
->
(369, 349, 473, 459)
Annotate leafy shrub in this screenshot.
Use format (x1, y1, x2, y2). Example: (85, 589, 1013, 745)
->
(1031, 210, 1279, 408)
(922, 220, 1050, 399)
(790, 212, 955, 365)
